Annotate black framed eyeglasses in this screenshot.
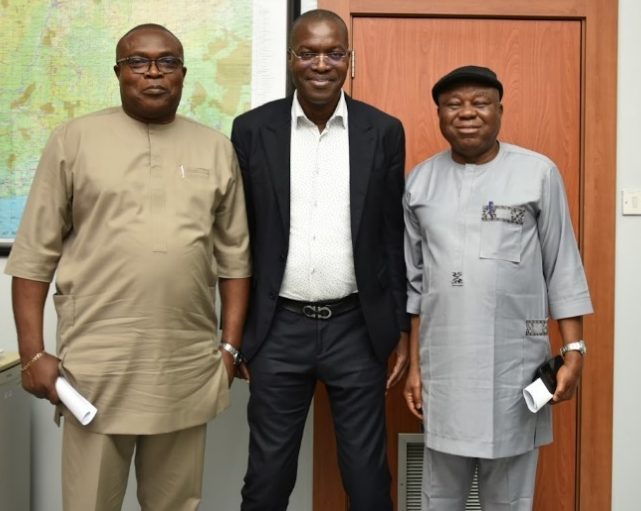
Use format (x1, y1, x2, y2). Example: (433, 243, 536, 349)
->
(116, 56, 184, 74)
(288, 49, 351, 65)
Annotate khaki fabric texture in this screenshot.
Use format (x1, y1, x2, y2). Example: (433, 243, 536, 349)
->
(6, 107, 250, 434)
(62, 420, 206, 511)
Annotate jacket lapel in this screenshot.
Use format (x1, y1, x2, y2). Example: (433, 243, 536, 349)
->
(347, 98, 375, 244)
(260, 104, 291, 236)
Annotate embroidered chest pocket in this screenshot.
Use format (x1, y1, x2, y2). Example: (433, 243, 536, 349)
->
(479, 203, 525, 263)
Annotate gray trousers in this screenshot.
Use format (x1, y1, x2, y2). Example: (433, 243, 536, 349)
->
(422, 447, 539, 511)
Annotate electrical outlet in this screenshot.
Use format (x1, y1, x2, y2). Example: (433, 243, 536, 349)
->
(622, 189, 641, 215)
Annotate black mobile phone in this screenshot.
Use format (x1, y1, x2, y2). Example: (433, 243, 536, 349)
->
(534, 355, 564, 394)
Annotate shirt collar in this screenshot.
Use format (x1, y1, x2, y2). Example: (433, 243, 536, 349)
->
(291, 90, 348, 129)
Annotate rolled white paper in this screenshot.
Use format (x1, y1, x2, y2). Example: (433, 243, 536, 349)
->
(523, 378, 553, 413)
(55, 377, 97, 425)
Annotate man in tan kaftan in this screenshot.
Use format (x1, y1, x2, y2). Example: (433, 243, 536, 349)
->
(5, 23, 251, 511)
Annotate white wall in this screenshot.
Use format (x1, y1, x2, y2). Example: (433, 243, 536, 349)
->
(300, 0, 318, 15)
(612, 1, 641, 510)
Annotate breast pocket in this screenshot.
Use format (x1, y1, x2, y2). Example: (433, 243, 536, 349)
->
(479, 204, 525, 263)
(173, 167, 217, 225)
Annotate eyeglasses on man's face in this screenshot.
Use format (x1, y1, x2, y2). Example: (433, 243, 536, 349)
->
(116, 56, 184, 74)
(288, 49, 351, 65)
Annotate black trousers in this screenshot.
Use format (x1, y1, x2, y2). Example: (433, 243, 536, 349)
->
(240, 305, 393, 511)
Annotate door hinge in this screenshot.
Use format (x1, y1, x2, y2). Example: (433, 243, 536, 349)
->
(351, 49, 355, 79)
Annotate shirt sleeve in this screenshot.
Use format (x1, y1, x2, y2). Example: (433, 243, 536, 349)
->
(212, 149, 252, 279)
(5, 125, 73, 282)
(538, 165, 593, 319)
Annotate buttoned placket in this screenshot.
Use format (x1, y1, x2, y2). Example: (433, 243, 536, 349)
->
(148, 125, 168, 253)
(308, 125, 326, 289)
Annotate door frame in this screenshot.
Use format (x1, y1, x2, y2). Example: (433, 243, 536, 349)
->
(317, 1, 616, 510)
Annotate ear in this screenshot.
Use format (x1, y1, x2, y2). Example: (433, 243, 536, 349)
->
(114, 65, 121, 78)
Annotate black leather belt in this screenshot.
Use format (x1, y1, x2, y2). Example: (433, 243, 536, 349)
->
(278, 294, 360, 320)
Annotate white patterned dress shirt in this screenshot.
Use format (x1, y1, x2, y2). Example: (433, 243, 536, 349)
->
(280, 91, 357, 302)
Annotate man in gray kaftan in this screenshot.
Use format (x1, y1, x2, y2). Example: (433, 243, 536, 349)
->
(403, 65, 593, 511)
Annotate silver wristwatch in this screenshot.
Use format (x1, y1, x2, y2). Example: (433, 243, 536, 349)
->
(220, 341, 244, 366)
(560, 340, 587, 357)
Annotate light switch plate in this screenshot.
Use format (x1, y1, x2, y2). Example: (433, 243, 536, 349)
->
(622, 189, 641, 215)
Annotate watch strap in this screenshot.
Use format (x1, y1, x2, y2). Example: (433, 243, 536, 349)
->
(220, 341, 244, 365)
(560, 340, 587, 357)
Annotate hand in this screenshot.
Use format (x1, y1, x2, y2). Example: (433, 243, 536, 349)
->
(220, 349, 237, 387)
(386, 332, 409, 390)
(403, 363, 423, 420)
(219, 348, 251, 386)
(552, 351, 583, 403)
(21, 352, 61, 404)
(236, 361, 251, 383)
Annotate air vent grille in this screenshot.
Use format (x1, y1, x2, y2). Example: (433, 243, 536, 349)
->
(398, 433, 482, 511)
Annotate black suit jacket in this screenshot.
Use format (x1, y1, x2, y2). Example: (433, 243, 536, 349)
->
(231, 95, 409, 363)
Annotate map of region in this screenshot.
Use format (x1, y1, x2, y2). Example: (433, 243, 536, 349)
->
(0, 0, 252, 242)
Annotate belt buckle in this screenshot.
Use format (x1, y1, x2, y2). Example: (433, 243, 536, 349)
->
(302, 304, 332, 320)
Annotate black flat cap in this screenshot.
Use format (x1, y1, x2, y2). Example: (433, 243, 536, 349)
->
(431, 65, 503, 104)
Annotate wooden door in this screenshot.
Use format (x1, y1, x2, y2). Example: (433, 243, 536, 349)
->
(315, 1, 617, 510)
(316, 17, 580, 511)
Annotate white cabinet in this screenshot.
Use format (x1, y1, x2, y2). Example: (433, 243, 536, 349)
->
(0, 353, 30, 511)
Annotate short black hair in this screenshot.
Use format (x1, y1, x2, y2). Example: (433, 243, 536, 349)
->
(289, 9, 348, 48)
(116, 23, 183, 60)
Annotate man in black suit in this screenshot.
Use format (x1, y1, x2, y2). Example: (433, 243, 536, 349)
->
(231, 9, 408, 511)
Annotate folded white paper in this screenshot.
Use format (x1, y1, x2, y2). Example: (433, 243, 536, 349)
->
(523, 378, 553, 413)
(55, 377, 97, 425)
